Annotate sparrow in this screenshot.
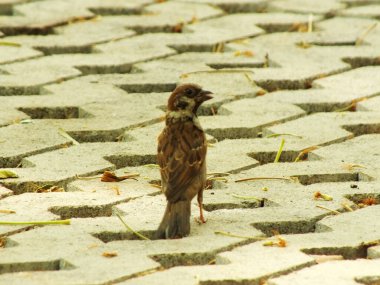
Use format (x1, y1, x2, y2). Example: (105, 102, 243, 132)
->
(155, 83, 213, 239)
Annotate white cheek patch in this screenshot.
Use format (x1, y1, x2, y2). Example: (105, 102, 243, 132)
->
(179, 96, 196, 110)
(167, 110, 193, 119)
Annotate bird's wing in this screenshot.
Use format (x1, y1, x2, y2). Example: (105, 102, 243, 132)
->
(157, 121, 207, 203)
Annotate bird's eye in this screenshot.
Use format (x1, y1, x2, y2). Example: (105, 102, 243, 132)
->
(185, 88, 193, 96)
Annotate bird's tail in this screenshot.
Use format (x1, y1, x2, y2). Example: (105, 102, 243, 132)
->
(155, 201, 191, 239)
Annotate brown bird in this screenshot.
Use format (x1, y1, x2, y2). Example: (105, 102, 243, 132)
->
(155, 83, 213, 239)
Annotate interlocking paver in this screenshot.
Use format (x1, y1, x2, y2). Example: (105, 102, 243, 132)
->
(1, 1, 380, 284)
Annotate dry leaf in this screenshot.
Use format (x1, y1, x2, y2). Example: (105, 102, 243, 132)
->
(294, 146, 319, 162)
(37, 185, 64, 193)
(0, 237, 6, 248)
(102, 251, 118, 258)
(0, 170, 18, 179)
(234, 50, 254, 57)
(296, 41, 311, 49)
(101, 171, 139, 182)
(172, 22, 184, 33)
(314, 191, 333, 201)
(361, 197, 377, 206)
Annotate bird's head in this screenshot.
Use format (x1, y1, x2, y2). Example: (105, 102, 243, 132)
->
(167, 83, 213, 114)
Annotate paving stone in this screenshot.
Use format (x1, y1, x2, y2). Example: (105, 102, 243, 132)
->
(1, 1, 380, 284)
(0, 0, 153, 35)
(264, 66, 380, 112)
(3, 18, 135, 54)
(177, 0, 268, 13)
(0, 121, 72, 168)
(264, 112, 380, 148)
(0, 45, 42, 64)
(368, 245, 380, 259)
(102, 1, 224, 33)
(268, 259, 380, 285)
(0, 108, 29, 127)
(309, 134, 380, 180)
(201, 96, 306, 140)
(358, 95, 380, 112)
(0, 142, 157, 194)
(0, 185, 12, 199)
(339, 4, 380, 19)
(269, 0, 346, 15)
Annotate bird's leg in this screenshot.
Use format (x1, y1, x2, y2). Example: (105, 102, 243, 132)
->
(197, 194, 207, 224)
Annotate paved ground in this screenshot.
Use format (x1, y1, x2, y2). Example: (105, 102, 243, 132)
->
(1, 0, 380, 284)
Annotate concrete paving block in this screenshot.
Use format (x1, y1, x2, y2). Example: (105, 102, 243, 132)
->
(0, 224, 159, 285)
(1, 1, 380, 284)
(0, 142, 158, 193)
(264, 113, 354, 147)
(0, 0, 95, 35)
(309, 134, 380, 180)
(103, 1, 224, 33)
(0, 185, 13, 199)
(339, 4, 380, 19)
(177, 0, 268, 13)
(202, 96, 306, 140)
(358, 96, 380, 111)
(67, 165, 161, 198)
(3, 19, 135, 54)
(313, 17, 380, 46)
(226, 33, 352, 91)
(368, 245, 380, 259)
(269, 0, 346, 15)
(233, 161, 358, 185)
(119, 243, 314, 285)
(264, 66, 380, 112)
(0, 108, 29, 127)
(0, 46, 42, 65)
(0, 121, 72, 168)
(268, 259, 380, 285)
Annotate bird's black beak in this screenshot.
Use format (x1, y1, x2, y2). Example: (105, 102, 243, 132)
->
(198, 90, 213, 102)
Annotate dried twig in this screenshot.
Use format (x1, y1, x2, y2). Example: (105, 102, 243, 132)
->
(0, 219, 71, 225)
(215, 230, 265, 239)
(316, 205, 340, 215)
(356, 22, 378, 46)
(235, 177, 298, 183)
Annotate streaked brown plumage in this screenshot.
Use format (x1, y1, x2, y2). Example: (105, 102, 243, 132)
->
(155, 83, 213, 239)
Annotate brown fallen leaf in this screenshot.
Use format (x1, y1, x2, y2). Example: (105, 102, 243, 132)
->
(294, 146, 319, 162)
(37, 185, 64, 193)
(101, 171, 139, 182)
(361, 197, 377, 206)
(0, 237, 6, 248)
(102, 251, 118, 258)
(172, 22, 184, 33)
